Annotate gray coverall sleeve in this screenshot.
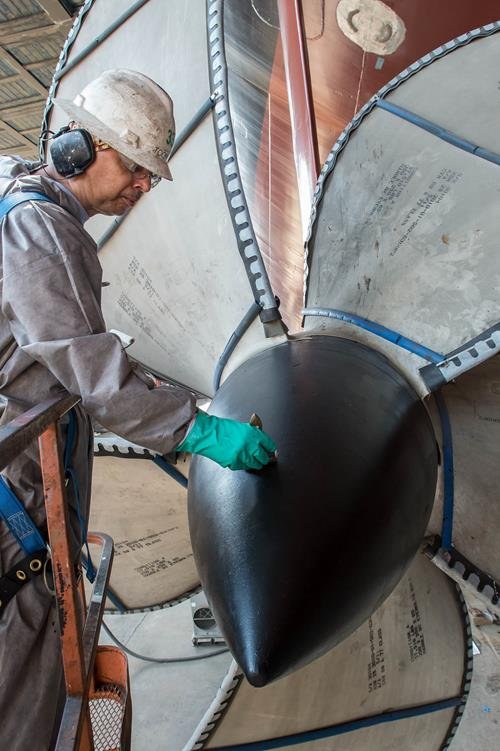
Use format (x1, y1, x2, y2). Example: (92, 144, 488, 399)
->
(1, 202, 196, 453)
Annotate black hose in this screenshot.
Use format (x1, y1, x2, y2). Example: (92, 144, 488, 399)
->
(213, 301, 263, 392)
(101, 619, 229, 664)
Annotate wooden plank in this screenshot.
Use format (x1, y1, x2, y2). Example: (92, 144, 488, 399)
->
(0, 60, 60, 93)
(0, 19, 71, 46)
(0, 12, 51, 39)
(21, 127, 42, 137)
(0, 97, 45, 116)
(26, 58, 59, 72)
(38, 421, 96, 751)
(0, 58, 58, 85)
(0, 47, 48, 97)
(36, 0, 71, 24)
(0, 144, 37, 157)
(38, 423, 87, 695)
(0, 71, 22, 84)
(0, 117, 36, 148)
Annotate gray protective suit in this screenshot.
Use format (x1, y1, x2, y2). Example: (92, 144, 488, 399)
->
(0, 156, 196, 750)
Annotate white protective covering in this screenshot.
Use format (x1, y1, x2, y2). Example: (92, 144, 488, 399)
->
(87, 449, 197, 611)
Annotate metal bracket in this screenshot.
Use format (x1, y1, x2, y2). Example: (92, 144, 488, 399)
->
(191, 591, 226, 645)
(420, 324, 500, 390)
(424, 540, 500, 621)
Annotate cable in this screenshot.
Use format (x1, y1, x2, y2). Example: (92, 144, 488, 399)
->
(101, 619, 229, 664)
(213, 300, 263, 392)
(302, 307, 444, 363)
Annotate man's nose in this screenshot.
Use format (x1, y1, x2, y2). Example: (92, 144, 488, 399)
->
(133, 173, 152, 193)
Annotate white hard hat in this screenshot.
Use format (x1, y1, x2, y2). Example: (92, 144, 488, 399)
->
(53, 69, 175, 180)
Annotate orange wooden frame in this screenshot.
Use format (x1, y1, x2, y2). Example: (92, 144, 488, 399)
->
(0, 394, 126, 750)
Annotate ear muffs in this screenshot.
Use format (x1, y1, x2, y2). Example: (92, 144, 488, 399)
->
(50, 127, 95, 178)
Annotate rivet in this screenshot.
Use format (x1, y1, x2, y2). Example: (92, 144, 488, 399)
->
(16, 570, 27, 581)
(30, 559, 42, 573)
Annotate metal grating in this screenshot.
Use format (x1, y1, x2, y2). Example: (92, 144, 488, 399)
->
(0, 1, 79, 158)
(89, 683, 127, 751)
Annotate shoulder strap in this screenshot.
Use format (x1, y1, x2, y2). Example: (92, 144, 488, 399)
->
(0, 191, 56, 221)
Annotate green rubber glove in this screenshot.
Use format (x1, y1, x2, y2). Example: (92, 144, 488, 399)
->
(177, 410, 277, 470)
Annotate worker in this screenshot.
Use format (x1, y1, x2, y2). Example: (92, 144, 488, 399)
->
(0, 69, 276, 750)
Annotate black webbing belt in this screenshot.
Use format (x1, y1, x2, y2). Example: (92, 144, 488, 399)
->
(0, 549, 48, 617)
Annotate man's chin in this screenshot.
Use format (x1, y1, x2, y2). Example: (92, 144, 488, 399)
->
(96, 196, 138, 216)
(100, 204, 129, 217)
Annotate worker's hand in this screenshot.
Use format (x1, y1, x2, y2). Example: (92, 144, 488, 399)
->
(176, 410, 277, 470)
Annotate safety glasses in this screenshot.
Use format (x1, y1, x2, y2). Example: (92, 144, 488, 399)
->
(93, 137, 161, 188)
(116, 152, 161, 189)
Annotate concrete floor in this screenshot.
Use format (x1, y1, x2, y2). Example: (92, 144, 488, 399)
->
(100, 597, 500, 751)
(451, 640, 500, 751)
(100, 600, 232, 750)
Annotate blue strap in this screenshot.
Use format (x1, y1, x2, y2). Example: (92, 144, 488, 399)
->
(0, 191, 56, 221)
(209, 697, 463, 750)
(0, 410, 96, 577)
(0, 478, 46, 554)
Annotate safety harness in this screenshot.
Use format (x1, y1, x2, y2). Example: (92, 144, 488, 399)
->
(0, 191, 94, 617)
